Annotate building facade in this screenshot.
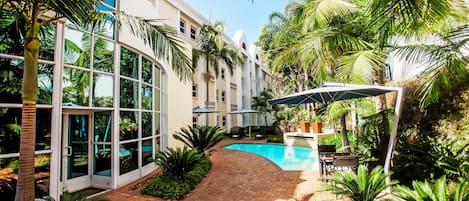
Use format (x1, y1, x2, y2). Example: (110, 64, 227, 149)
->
(165, 1, 272, 131)
(0, 0, 270, 200)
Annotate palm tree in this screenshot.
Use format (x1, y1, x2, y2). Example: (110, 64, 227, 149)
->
(173, 126, 224, 156)
(323, 165, 395, 201)
(1, 1, 192, 200)
(192, 21, 242, 123)
(251, 90, 276, 127)
(393, 176, 469, 201)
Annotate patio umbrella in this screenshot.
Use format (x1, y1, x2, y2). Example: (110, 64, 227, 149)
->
(193, 106, 219, 126)
(268, 82, 404, 186)
(226, 109, 258, 139)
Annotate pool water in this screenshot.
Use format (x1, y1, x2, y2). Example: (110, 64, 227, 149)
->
(223, 143, 319, 171)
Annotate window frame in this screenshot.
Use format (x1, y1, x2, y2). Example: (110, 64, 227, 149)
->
(190, 26, 196, 40)
(179, 19, 186, 34)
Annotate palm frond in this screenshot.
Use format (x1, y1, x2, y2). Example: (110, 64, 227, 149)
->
(91, 11, 193, 82)
(303, 0, 358, 29)
(336, 50, 385, 84)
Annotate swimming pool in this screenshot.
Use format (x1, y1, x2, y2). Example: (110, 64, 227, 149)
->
(223, 143, 319, 171)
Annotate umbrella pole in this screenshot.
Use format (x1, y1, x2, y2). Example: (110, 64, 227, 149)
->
(384, 87, 404, 188)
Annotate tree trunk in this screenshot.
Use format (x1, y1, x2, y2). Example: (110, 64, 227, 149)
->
(353, 111, 359, 155)
(340, 113, 350, 153)
(205, 55, 210, 125)
(16, 12, 40, 201)
(374, 69, 390, 164)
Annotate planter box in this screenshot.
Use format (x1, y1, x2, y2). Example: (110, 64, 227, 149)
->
(312, 122, 322, 133)
(300, 122, 310, 133)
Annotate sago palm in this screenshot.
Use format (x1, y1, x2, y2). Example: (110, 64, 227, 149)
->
(154, 147, 202, 179)
(0, 1, 192, 200)
(393, 176, 469, 201)
(323, 165, 396, 201)
(173, 126, 224, 156)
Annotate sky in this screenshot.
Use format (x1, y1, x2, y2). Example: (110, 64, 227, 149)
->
(184, 0, 291, 44)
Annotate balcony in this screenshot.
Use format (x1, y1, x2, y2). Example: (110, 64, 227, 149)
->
(204, 101, 216, 108)
(230, 83, 237, 88)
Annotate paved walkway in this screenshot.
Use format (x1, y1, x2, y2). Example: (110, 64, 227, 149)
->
(95, 139, 337, 201)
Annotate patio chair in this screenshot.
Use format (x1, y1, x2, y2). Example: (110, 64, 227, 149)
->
(332, 155, 358, 173)
(255, 133, 263, 139)
(318, 145, 336, 181)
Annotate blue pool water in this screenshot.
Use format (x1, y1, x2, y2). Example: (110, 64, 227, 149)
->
(223, 143, 319, 171)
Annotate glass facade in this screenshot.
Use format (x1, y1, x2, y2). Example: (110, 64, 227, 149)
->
(0, 6, 165, 198)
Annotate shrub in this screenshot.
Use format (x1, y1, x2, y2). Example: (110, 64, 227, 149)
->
(394, 176, 469, 201)
(154, 147, 202, 179)
(142, 157, 211, 200)
(323, 165, 395, 201)
(173, 126, 224, 156)
(393, 137, 469, 186)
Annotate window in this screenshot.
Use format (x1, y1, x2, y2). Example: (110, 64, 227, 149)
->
(221, 68, 225, 79)
(216, 89, 219, 101)
(242, 43, 246, 50)
(221, 91, 225, 102)
(222, 116, 226, 126)
(192, 117, 197, 127)
(192, 84, 197, 97)
(190, 26, 196, 40)
(179, 19, 186, 33)
(256, 54, 259, 60)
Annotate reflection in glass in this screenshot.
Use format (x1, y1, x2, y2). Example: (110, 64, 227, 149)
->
(120, 142, 138, 175)
(119, 111, 138, 141)
(142, 139, 153, 166)
(142, 58, 152, 84)
(67, 114, 89, 179)
(154, 114, 160, 137)
(0, 58, 53, 104)
(62, 68, 90, 106)
(154, 136, 161, 155)
(154, 67, 160, 88)
(0, 108, 52, 154)
(64, 28, 91, 68)
(142, 85, 152, 110)
(154, 89, 160, 111)
(142, 112, 152, 138)
(120, 78, 138, 109)
(94, 111, 112, 142)
(120, 47, 138, 79)
(94, 144, 111, 176)
(93, 37, 114, 72)
(93, 73, 113, 107)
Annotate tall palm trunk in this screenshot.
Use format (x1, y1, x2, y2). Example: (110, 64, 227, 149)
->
(374, 69, 390, 163)
(340, 113, 350, 153)
(205, 54, 210, 125)
(16, 5, 40, 200)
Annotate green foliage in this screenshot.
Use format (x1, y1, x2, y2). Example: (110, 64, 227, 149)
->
(394, 176, 469, 201)
(142, 157, 211, 200)
(265, 134, 283, 143)
(393, 137, 469, 186)
(173, 126, 224, 156)
(154, 147, 202, 179)
(323, 165, 395, 201)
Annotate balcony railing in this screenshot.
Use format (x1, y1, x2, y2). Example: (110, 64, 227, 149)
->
(230, 104, 238, 108)
(230, 83, 237, 88)
(205, 101, 216, 107)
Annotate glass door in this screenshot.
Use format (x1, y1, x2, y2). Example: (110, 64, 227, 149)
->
(62, 112, 91, 192)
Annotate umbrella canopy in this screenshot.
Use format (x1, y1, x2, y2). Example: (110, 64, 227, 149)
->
(268, 82, 404, 187)
(268, 83, 394, 105)
(193, 106, 219, 114)
(226, 109, 258, 114)
(226, 109, 258, 139)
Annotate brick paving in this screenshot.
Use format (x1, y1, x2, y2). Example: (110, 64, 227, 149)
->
(95, 139, 337, 201)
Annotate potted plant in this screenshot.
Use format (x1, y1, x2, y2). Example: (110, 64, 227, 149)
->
(298, 110, 311, 133)
(312, 116, 322, 133)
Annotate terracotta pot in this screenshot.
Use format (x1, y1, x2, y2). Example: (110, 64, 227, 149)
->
(312, 122, 322, 133)
(300, 122, 310, 133)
